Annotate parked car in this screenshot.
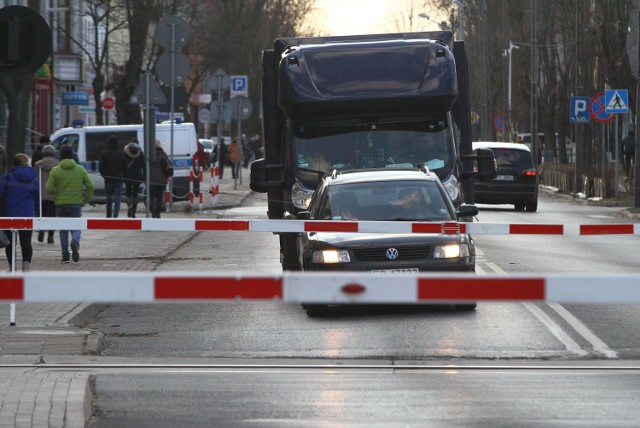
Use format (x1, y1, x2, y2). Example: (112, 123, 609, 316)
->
(472, 142, 538, 212)
(296, 168, 478, 316)
(198, 138, 215, 156)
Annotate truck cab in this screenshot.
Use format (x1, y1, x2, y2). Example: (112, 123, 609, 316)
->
(251, 31, 495, 270)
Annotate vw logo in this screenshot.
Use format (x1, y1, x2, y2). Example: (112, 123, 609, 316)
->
(386, 248, 399, 260)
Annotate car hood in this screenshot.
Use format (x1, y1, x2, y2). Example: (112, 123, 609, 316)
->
(305, 232, 464, 247)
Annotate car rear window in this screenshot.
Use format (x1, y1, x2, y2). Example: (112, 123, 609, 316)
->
(493, 149, 533, 169)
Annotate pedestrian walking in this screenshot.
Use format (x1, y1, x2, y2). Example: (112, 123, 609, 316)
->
(99, 134, 127, 218)
(46, 145, 94, 263)
(31, 135, 49, 166)
(34, 144, 59, 244)
(622, 130, 635, 178)
(124, 139, 145, 218)
(149, 140, 173, 218)
(192, 141, 210, 196)
(54, 141, 80, 163)
(214, 137, 228, 179)
(228, 137, 244, 179)
(0, 153, 38, 272)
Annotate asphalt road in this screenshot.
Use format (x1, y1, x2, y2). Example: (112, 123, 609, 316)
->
(82, 191, 640, 426)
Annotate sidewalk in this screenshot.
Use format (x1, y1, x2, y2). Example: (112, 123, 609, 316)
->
(0, 175, 253, 427)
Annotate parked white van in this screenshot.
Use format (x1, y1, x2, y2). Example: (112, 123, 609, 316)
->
(48, 122, 198, 203)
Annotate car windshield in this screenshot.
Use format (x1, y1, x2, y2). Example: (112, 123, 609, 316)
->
(293, 117, 452, 185)
(318, 180, 454, 222)
(200, 141, 214, 150)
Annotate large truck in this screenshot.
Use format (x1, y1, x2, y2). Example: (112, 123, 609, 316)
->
(250, 31, 496, 270)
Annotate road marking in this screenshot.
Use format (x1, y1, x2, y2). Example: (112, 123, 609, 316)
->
(522, 303, 588, 356)
(480, 257, 616, 358)
(548, 303, 618, 359)
(588, 215, 614, 219)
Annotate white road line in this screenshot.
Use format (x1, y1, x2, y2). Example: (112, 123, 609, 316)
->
(481, 259, 590, 357)
(588, 215, 614, 219)
(521, 303, 588, 356)
(548, 303, 618, 359)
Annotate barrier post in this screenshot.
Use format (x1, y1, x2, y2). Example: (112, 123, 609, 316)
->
(198, 167, 204, 215)
(210, 162, 219, 205)
(10, 302, 15, 326)
(165, 182, 171, 212)
(189, 170, 194, 204)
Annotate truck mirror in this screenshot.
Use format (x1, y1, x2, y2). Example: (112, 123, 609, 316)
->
(475, 148, 497, 181)
(250, 158, 268, 193)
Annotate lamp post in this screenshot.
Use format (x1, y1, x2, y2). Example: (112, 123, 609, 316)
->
(505, 41, 520, 140)
(453, 0, 465, 40)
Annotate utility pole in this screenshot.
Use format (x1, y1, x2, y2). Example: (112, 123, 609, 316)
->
(530, 0, 538, 166)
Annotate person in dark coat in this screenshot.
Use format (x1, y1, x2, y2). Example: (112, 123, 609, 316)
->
(31, 135, 49, 166)
(622, 130, 636, 177)
(34, 145, 59, 244)
(214, 137, 228, 179)
(148, 140, 172, 218)
(124, 139, 145, 218)
(99, 134, 127, 218)
(0, 153, 39, 272)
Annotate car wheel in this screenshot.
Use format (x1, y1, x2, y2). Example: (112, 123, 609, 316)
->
(306, 304, 328, 317)
(514, 201, 525, 211)
(455, 303, 477, 311)
(525, 199, 538, 212)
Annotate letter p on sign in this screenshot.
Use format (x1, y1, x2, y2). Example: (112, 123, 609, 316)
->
(570, 96, 590, 123)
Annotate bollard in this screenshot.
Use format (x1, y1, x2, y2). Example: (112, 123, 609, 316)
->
(10, 302, 15, 326)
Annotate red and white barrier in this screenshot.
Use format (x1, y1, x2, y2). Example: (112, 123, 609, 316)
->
(0, 217, 639, 236)
(1, 272, 640, 303)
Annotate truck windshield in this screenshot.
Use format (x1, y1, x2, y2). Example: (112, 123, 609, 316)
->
(293, 116, 452, 182)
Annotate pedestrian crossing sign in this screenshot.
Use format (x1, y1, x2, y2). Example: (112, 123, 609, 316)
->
(604, 89, 629, 114)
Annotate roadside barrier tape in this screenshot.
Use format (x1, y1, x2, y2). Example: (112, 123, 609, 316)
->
(2, 272, 640, 303)
(1, 217, 640, 236)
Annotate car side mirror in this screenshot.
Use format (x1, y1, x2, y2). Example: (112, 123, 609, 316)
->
(456, 203, 478, 218)
(297, 211, 311, 220)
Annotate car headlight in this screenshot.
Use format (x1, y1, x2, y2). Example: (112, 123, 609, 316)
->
(434, 244, 470, 259)
(291, 181, 314, 209)
(312, 249, 351, 264)
(442, 175, 459, 203)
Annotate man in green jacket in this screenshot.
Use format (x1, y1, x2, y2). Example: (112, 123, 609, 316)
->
(46, 146, 94, 262)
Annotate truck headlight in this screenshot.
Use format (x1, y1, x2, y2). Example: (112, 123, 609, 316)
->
(442, 175, 459, 203)
(312, 249, 351, 263)
(434, 244, 469, 259)
(291, 181, 314, 209)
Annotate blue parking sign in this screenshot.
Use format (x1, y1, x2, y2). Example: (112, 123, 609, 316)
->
(230, 75, 248, 97)
(570, 96, 590, 123)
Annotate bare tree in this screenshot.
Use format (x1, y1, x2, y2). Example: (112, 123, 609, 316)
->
(0, 73, 35, 161)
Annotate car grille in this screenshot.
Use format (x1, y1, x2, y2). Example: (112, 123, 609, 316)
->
(353, 245, 430, 261)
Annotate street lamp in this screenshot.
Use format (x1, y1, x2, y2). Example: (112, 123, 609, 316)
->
(453, 0, 465, 40)
(505, 41, 520, 140)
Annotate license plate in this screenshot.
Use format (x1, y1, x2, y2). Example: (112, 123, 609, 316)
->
(371, 268, 419, 274)
(495, 175, 515, 181)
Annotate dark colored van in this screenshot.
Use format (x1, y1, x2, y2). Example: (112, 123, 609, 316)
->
(472, 142, 538, 212)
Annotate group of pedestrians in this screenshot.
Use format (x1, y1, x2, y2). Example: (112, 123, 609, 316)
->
(0, 133, 175, 271)
(0, 140, 93, 271)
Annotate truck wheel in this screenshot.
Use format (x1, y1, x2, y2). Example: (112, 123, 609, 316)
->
(280, 234, 301, 271)
(514, 201, 525, 211)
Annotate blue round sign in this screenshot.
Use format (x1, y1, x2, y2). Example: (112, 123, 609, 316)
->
(493, 112, 505, 132)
